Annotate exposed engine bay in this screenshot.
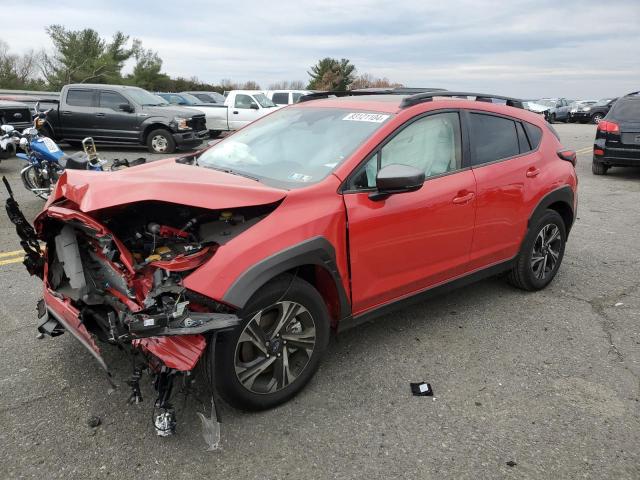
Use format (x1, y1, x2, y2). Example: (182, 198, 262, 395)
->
(4, 178, 279, 444)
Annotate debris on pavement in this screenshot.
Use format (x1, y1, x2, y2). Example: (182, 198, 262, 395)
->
(506, 460, 517, 467)
(87, 416, 101, 428)
(410, 382, 433, 396)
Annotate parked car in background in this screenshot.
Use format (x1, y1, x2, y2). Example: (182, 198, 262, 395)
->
(157, 92, 228, 136)
(535, 98, 573, 123)
(592, 92, 640, 174)
(180, 90, 281, 136)
(0, 100, 33, 159)
(182, 91, 226, 104)
(265, 90, 313, 105)
(38, 84, 207, 154)
(568, 100, 596, 122)
(572, 98, 617, 125)
(523, 100, 552, 122)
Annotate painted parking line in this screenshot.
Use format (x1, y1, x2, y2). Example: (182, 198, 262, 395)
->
(0, 256, 24, 266)
(0, 249, 26, 258)
(575, 147, 593, 154)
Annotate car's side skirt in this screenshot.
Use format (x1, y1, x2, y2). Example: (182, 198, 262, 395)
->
(337, 258, 514, 333)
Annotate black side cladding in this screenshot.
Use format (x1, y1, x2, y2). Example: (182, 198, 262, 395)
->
(2, 176, 44, 278)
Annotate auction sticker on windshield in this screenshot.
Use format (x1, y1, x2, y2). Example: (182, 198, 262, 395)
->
(342, 112, 390, 123)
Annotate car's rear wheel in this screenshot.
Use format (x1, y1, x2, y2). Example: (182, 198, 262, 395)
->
(213, 274, 330, 411)
(592, 161, 608, 175)
(507, 210, 566, 291)
(146, 129, 176, 154)
(590, 113, 603, 124)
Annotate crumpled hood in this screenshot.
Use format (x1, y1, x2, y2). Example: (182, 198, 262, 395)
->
(48, 158, 287, 212)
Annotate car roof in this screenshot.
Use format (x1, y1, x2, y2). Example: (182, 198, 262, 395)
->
(293, 94, 538, 119)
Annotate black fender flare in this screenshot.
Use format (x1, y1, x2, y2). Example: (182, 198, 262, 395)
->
(222, 236, 351, 320)
(527, 185, 575, 235)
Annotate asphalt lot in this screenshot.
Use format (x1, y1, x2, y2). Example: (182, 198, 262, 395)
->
(0, 124, 638, 479)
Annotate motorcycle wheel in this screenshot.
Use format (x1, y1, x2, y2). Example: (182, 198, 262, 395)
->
(21, 164, 53, 200)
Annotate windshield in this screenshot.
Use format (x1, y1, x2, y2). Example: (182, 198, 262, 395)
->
(126, 87, 168, 106)
(254, 93, 277, 108)
(197, 107, 392, 188)
(179, 93, 205, 105)
(536, 100, 557, 108)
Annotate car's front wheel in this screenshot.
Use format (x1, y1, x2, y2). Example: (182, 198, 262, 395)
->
(590, 113, 603, 124)
(146, 129, 176, 154)
(507, 210, 566, 291)
(214, 274, 330, 411)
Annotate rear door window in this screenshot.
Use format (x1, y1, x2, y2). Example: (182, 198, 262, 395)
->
(468, 113, 519, 165)
(66, 89, 95, 107)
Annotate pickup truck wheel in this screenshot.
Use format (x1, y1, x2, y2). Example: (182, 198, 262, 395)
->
(209, 130, 221, 139)
(507, 210, 566, 291)
(146, 129, 175, 154)
(213, 274, 330, 411)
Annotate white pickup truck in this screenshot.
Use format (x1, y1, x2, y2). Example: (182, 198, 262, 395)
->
(206, 90, 282, 136)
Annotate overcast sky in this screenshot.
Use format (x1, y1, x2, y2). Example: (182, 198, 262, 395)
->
(2, 0, 639, 98)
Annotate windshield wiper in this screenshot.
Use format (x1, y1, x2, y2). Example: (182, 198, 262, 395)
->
(204, 165, 261, 182)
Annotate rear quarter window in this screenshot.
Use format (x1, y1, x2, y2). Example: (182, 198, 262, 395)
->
(272, 92, 289, 105)
(524, 122, 545, 146)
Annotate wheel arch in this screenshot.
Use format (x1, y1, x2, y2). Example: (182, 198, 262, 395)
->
(527, 186, 575, 236)
(222, 237, 351, 328)
(141, 122, 172, 144)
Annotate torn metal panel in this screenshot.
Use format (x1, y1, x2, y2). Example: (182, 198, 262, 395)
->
(134, 335, 207, 371)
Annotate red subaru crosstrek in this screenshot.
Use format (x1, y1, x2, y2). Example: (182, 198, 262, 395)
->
(6, 90, 578, 434)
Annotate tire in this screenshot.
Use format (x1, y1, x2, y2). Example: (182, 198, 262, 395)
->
(548, 113, 556, 124)
(592, 161, 608, 175)
(213, 274, 330, 411)
(146, 129, 176, 154)
(590, 113, 603, 124)
(507, 210, 566, 291)
(209, 130, 221, 139)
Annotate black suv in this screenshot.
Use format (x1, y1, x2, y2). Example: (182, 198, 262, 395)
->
(592, 92, 640, 175)
(573, 98, 617, 124)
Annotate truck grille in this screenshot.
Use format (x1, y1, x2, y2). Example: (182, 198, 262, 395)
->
(187, 114, 207, 133)
(0, 107, 32, 129)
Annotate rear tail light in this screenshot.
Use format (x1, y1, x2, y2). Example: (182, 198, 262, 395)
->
(597, 120, 619, 133)
(557, 149, 577, 166)
(594, 148, 604, 156)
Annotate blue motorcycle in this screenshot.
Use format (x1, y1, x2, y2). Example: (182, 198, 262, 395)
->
(1, 106, 144, 199)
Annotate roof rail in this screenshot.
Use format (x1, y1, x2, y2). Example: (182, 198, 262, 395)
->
(298, 87, 447, 103)
(400, 91, 525, 109)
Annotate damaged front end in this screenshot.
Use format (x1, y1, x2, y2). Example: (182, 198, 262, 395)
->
(4, 176, 278, 442)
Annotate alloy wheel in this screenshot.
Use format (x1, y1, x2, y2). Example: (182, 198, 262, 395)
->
(234, 301, 316, 394)
(592, 114, 603, 124)
(530, 224, 562, 280)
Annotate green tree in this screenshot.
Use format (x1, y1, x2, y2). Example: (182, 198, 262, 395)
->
(125, 40, 171, 91)
(0, 39, 46, 90)
(307, 57, 355, 91)
(41, 25, 135, 89)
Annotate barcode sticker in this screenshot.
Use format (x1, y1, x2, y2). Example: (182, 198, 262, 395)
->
(343, 113, 389, 123)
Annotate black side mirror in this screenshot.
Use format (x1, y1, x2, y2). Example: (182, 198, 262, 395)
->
(250, 104, 259, 110)
(119, 103, 133, 112)
(370, 164, 425, 201)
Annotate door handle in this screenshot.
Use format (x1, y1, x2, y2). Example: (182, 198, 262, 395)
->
(452, 192, 475, 204)
(95, 113, 105, 117)
(526, 167, 540, 178)
(233, 110, 239, 114)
